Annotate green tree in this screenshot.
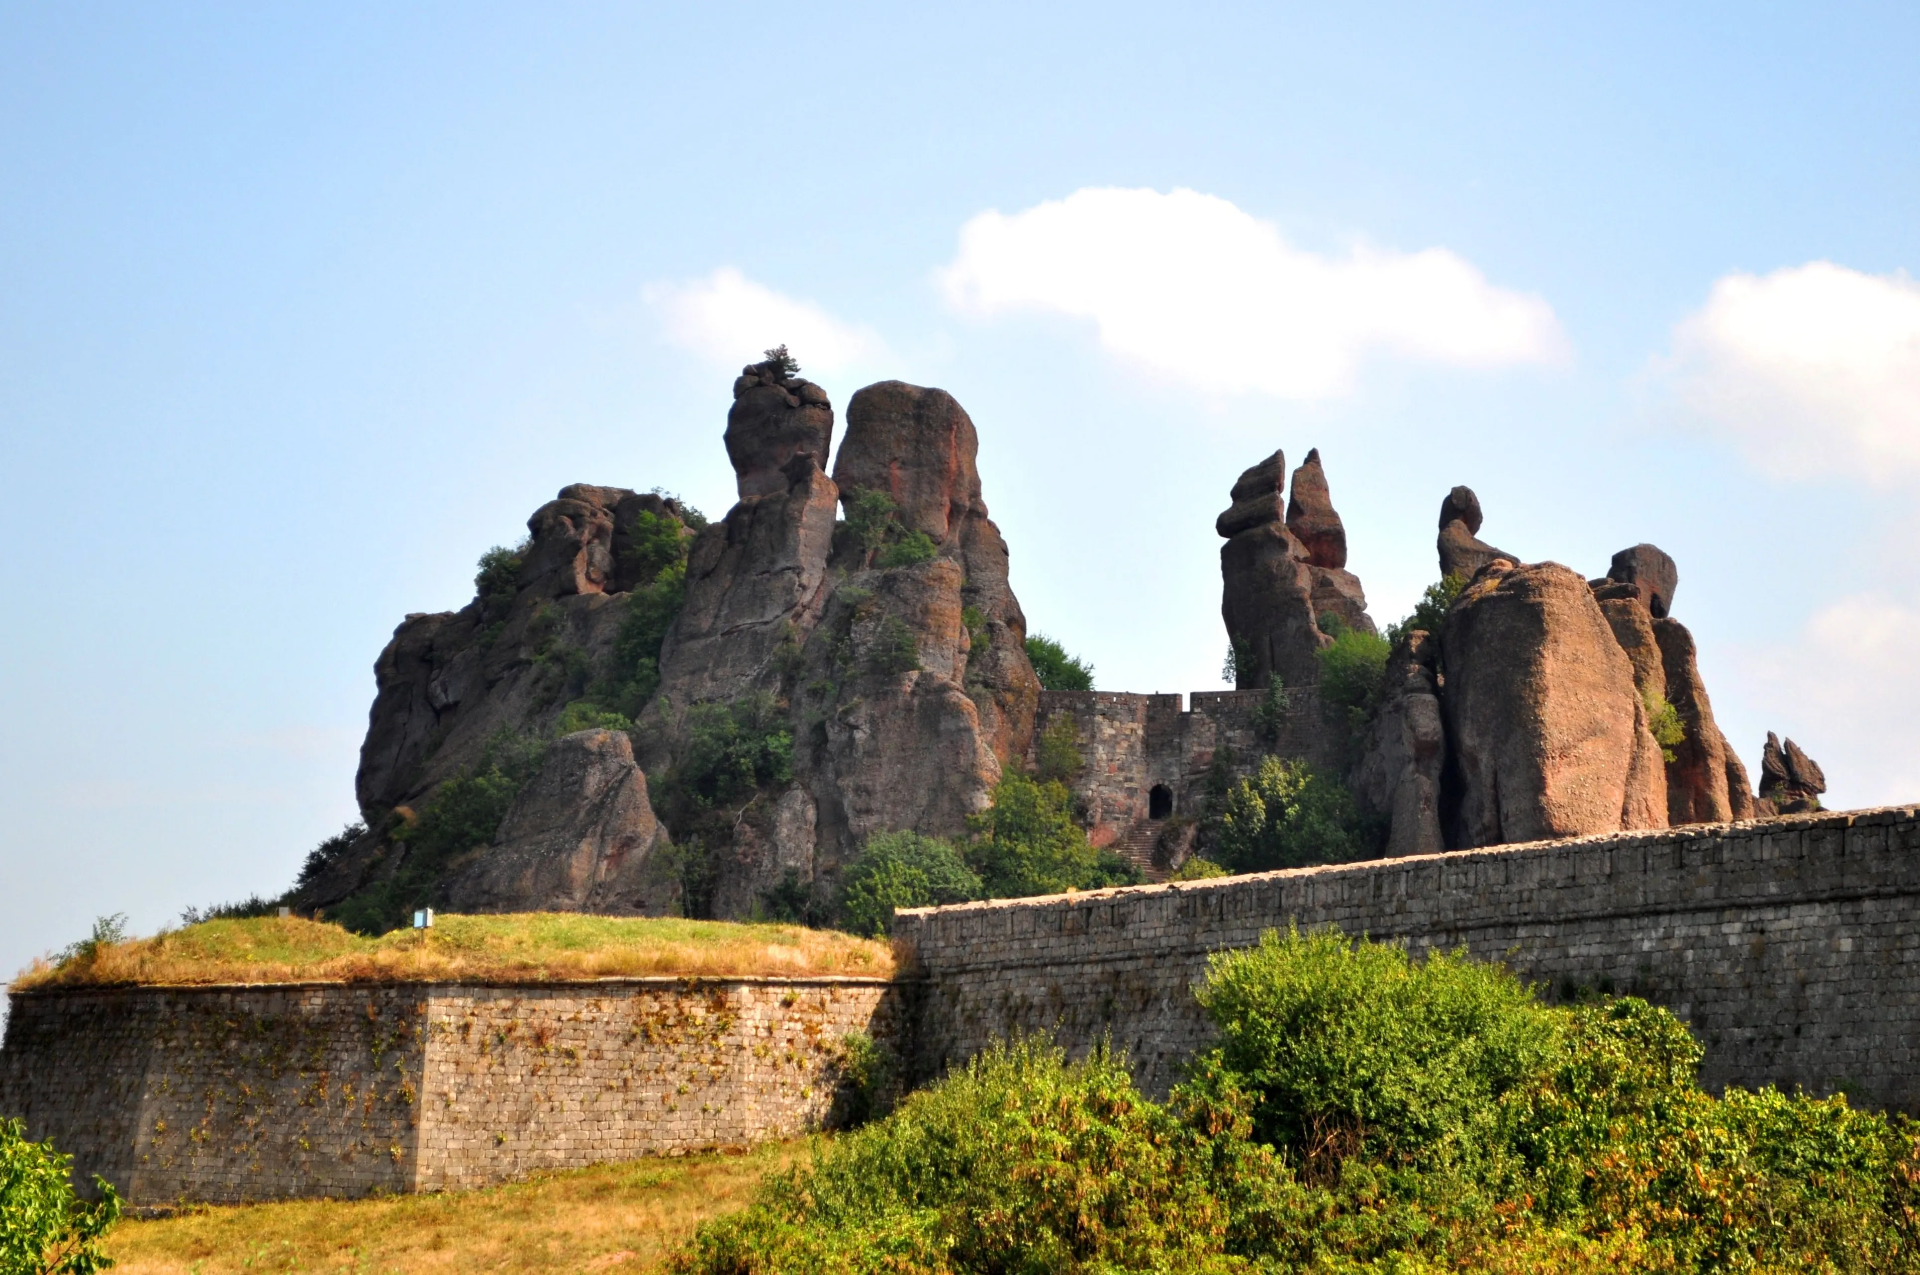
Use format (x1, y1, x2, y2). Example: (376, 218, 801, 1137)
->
(1025, 634, 1094, 691)
(761, 343, 800, 377)
(837, 831, 982, 937)
(1209, 756, 1367, 873)
(1385, 572, 1468, 645)
(0, 1119, 121, 1275)
(965, 772, 1139, 898)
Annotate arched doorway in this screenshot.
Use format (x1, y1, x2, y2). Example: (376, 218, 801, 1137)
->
(1149, 784, 1173, 820)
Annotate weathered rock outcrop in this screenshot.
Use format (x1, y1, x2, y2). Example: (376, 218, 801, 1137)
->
(1759, 732, 1827, 814)
(444, 729, 677, 915)
(1348, 631, 1447, 857)
(1607, 544, 1679, 619)
(1651, 615, 1743, 824)
(1219, 448, 1374, 690)
(1441, 561, 1667, 847)
(1436, 485, 1516, 581)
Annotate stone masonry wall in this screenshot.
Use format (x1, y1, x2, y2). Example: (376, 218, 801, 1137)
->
(895, 805, 1920, 1109)
(1029, 687, 1340, 846)
(0, 977, 909, 1205)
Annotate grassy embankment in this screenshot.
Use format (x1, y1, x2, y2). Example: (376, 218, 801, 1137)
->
(104, 1141, 800, 1274)
(12, 912, 897, 989)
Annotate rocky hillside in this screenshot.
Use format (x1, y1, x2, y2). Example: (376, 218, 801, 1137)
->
(297, 357, 1039, 930)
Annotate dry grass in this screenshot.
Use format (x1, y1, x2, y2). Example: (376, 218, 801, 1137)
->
(13, 913, 896, 990)
(105, 1141, 798, 1274)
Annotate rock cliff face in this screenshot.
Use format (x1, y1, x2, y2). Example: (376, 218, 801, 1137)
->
(307, 361, 1038, 927)
(1219, 448, 1374, 691)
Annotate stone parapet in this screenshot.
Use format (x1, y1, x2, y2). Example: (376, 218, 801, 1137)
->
(895, 805, 1920, 1106)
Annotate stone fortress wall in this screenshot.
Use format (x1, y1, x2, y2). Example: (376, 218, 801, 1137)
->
(1025, 686, 1339, 876)
(895, 805, 1920, 1106)
(0, 977, 908, 1205)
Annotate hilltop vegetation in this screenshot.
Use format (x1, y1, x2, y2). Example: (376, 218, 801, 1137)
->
(674, 929, 1920, 1274)
(13, 912, 894, 989)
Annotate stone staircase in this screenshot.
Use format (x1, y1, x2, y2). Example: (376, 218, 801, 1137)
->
(1109, 818, 1170, 883)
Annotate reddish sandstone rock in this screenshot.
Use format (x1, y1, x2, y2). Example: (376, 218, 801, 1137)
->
(443, 729, 678, 915)
(1436, 485, 1517, 582)
(1442, 560, 1667, 847)
(1651, 616, 1737, 825)
(1349, 630, 1447, 857)
(1608, 544, 1679, 619)
(1285, 448, 1348, 569)
(725, 359, 834, 499)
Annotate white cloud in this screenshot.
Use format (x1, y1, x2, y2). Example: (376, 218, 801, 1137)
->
(645, 267, 885, 374)
(937, 187, 1565, 399)
(1657, 261, 1920, 483)
(1724, 590, 1920, 809)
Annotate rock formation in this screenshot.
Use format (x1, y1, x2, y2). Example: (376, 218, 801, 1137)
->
(1606, 544, 1679, 619)
(1758, 732, 1827, 814)
(1348, 631, 1447, 856)
(443, 729, 677, 914)
(1219, 448, 1374, 691)
(304, 359, 1041, 927)
(1436, 485, 1516, 581)
(1441, 560, 1668, 847)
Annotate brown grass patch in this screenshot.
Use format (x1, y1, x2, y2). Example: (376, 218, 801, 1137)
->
(13, 913, 897, 990)
(105, 1142, 797, 1274)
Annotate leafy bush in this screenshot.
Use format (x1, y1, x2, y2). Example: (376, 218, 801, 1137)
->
(965, 773, 1141, 899)
(1170, 856, 1230, 881)
(0, 1118, 121, 1275)
(1032, 715, 1083, 783)
(1386, 572, 1468, 645)
(331, 731, 545, 935)
(554, 699, 633, 735)
(761, 343, 800, 377)
(1025, 634, 1094, 691)
(875, 530, 938, 569)
(837, 831, 982, 938)
(1208, 756, 1368, 874)
(960, 605, 989, 652)
(603, 555, 689, 715)
(53, 915, 126, 966)
(1645, 690, 1687, 763)
(621, 508, 693, 587)
(473, 543, 526, 648)
(670, 1037, 1247, 1275)
(1315, 620, 1392, 729)
(178, 896, 281, 926)
(295, 821, 366, 889)
(866, 615, 922, 676)
(676, 930, 1920, 1274)
(1249, 678, 1291, 747)
(667, 694, 795, 813)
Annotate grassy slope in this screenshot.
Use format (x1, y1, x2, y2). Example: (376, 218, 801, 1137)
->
(14, 913, 896, 989)
(106, 1143, 798, 1274)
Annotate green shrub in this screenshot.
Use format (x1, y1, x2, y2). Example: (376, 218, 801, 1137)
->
(761, 343, 800, 377)
(331, 731, 545, 935)
(1386, 572, 1468, 646)
(666, 694, 794, 813)
(295, 821, 366, 889)
(1208, 756, 1368, 874)
(1314, 620, 1391, 728)
(1025, 634, 1094, 691)
(473, 543, 525, 636)
(837, 832, 982, 937)
(1170, 856, 1230, 881)
(960, 605, 989, 652)
(1032, 716, 1083, 783)
(1249, 678, 1291, 748)
(621, 508, 693, 587)
(53, 915, 126, 966)
(965, 773, 1141, 898)
(670, 1037, 1247, 1275)
(177, 896, 281, 926)
(1645, 690, 1687, 763)
(554, 699, 633, 735)
(867, 615, 922, 676)
(876, 530, 938, 569)
(602, 556, 689, 715)
(0, 1118, 121, 1275)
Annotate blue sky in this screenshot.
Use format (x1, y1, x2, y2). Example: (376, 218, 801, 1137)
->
(3, 2, 1917, 983)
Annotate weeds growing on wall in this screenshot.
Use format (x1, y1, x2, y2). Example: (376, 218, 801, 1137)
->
(1, 1118, 121, 1275)
(964, 772, 1140, 899)
(1026, 633, 1094, 691)
(1033, 715, 1084, 783)
(836, 831, 982, 938)
(673, 928, 1920, 1275)
(1206, 755, 1370, 874)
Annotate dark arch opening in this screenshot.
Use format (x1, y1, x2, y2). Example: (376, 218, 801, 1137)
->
(1149, 784, 1174, 820)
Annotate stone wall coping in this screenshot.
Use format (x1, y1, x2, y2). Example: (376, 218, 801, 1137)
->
(5, 973, 915, 999)
(895, 804, 1920, 920)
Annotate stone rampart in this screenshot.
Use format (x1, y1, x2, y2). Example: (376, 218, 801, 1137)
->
(895, 805, 1920, 1107)
(0, 976, 909, 1204)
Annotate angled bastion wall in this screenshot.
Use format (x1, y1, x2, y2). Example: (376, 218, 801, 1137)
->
(0, 977, 911, 1205)
(894, 805, 1920, 1106)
